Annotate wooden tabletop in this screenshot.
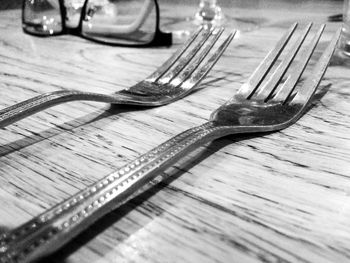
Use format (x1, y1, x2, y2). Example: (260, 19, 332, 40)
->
(1, 0, 350, 262)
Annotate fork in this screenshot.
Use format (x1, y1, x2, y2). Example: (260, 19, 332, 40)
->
(0, 23, 341, 263)
(0, 27, 235, 129)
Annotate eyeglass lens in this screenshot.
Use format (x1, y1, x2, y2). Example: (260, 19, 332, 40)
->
(81, 0, 157, 45)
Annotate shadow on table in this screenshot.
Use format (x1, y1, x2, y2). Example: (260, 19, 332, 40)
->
(35, 132, 259, 263)
(0, 78, 220, 157)
(35, 82, 331, 262)
(0, 104, 147, 157)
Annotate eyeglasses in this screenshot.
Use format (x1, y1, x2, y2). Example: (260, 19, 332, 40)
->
(22, 0, 172, 47)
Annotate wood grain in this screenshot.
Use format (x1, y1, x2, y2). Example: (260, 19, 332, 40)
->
(0, 0, 349, 262)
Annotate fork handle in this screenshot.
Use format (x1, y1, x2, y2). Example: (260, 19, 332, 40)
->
(0, 121, 234, 263)
(0, 90, 142, 128)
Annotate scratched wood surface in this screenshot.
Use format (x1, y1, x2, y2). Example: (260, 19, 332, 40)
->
(0, 0, 350, 262)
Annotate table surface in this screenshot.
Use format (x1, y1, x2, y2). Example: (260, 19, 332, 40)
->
(1, 1, 350, 262)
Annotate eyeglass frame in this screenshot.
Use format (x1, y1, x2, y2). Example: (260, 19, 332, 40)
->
(21, 0, 172, 47)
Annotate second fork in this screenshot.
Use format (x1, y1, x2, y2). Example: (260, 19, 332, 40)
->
(0, 27, 235, 129)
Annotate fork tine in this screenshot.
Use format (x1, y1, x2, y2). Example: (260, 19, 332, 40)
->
(170, 27, 225, 87)
(290, 27, 341, 105)
(180, 31, 236, 90)
(271, 24, 325, 103)
(146, 27, 203, 82)
(254, 23, 312, 101)
(157, 27, 215, 84)
(238, 22, 298, 98)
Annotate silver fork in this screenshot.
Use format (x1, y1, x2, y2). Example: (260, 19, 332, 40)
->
(0, 23, 340, 263)
(0, 27, 235, 128)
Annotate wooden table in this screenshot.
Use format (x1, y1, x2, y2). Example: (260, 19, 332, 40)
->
(1, 0, 349, 262)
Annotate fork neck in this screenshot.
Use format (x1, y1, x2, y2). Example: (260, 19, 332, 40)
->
(0, 120, 228, 262)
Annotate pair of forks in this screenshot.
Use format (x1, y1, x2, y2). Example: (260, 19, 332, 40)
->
(0, 23, 341, 263)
